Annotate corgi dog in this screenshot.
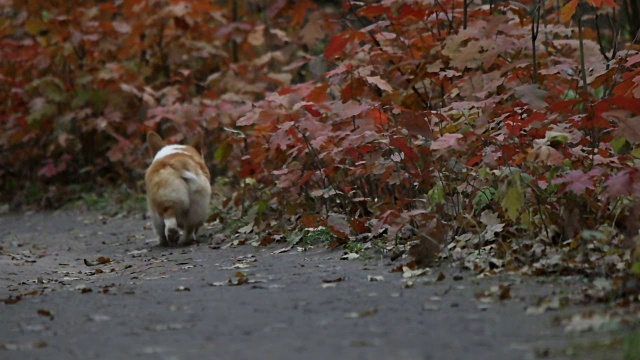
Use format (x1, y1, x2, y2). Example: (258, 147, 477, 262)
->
(145, 131, 211, 246)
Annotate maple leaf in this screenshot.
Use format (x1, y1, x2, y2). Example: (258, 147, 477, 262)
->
(300, 12, 325, 47)
(324, 33, 350, 60)
(390, 138, 419, 161)
(501, 184, 523, 221)
(514, 84, 548, 111)
(585, 0, 616, 7)
(625, 54, 640, 67)
(430, 134, 463, 151)
(609, 113, 640, 144)
(327, 213, 351, 240)
(560, 0, 579, 23)
(552, 170, 599, 195)
(38, 161, 59, 178)
(112, 21, 131, 34)
(605, 170, 635, 198)
(247, 25, 265, 46)
(401, 111, 433, 138)
(334, 101, 370, 119)
(365, 76, 393, 92)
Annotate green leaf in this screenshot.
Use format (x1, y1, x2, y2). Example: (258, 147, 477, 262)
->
(71, 89, 107, 111)
(41, 10, 52, 22)
(428, 183, 445, 206)
(27, 103, 57, 124)
(631, 263, 640, 275)
(478, 167, 493, 180)
(632, 148, 640, 159)
(611, 137, 631, 155)
(473, 187, 496, 213)
(214, 142, 233, 163)
(581, 230, 605, 241)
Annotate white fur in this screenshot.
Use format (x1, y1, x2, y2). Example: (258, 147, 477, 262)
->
(181, 171, 197, 181)
(164, 217, 177, 230)
(153, 145, 190, 163)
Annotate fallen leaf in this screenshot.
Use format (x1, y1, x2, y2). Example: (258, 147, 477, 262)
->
(423, 303, 440, 311)
(146, 323, 189, 332)
(402, 267, 428, 278)
(564, 313, 619, 333)
(228, 272, 249, 286)
(37, 309, 54, 319)
(526, 296, 565, 315)
(3, 295, 22, 305)
(499, 284, 512, 301)
(271, 246, 292, 255)
(341, 252, 360, 260)
(89, 314, 111, 322)
(367, 275, 384, 282)
(84, 257, 111, 266)
(32, 341, 48, 349)
(345, 308, 378, 319)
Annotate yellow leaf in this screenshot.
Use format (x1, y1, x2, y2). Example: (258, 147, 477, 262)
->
(501, 184, 523, 221)
(560, 0, 579, 23)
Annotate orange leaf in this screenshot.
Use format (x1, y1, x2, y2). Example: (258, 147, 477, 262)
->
(560, 0, 579, 23)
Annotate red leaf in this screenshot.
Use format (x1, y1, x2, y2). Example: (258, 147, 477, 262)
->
(303, 105, 322, 117)
(604, 96, 640, 115)
(466, 155, 482, 166)
(390, 137, 419, 162)
(324, 33, 350, 60)
(549, 99, 581, 114)
(300, 214, 320, 228)
(38, 161, 58, 178)
(401, 111, 432, 138)
(304, 83, 330, 103)
(298, 170, 317, 187)
(357, 5, 391, 20)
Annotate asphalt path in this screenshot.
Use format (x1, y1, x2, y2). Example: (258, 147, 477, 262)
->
(0, 210, 622, 359)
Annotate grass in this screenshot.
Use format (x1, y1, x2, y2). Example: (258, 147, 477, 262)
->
(624, 329, 640, 360)
(66, 187, 147, 215)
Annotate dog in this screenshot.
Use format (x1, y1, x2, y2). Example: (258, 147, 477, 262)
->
(145, 131, 211, 246)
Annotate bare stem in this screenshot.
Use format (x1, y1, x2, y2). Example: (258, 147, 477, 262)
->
(577, 13, 588, 95)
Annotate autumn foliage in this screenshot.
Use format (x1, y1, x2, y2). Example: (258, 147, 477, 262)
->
(2, 0, 640, 275)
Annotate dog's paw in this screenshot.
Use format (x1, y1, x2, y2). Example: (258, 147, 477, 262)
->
(166, 227, 180, 245)
(159, 236, 169, 247)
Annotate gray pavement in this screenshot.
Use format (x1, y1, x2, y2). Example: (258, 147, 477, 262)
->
(0, 210, 624, 359)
